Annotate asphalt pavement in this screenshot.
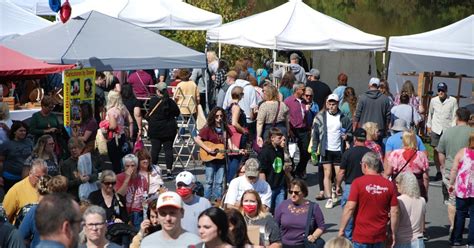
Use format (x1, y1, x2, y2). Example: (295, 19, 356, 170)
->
(160, 159, 462, 248)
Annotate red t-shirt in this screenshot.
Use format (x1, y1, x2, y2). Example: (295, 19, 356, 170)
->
(348, 174, 398, 244)
(115, 173, 148, 213)
(198, 125, 232, 145)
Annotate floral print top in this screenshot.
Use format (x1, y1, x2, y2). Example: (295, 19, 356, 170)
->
(387, 149, 429, 174)
(455, 148, 474, 199)
(365, 140, 383, 162)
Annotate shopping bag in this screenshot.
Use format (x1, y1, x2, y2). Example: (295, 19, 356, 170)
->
(133, 137, 144, 153)
(78, 153, 98, 200)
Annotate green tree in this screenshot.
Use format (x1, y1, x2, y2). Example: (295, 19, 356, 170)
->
(160, 0, 271, 68)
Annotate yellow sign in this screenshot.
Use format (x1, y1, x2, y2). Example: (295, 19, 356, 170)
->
(63, 68, 96, 127)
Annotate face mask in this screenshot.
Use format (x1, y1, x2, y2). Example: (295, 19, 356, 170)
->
(176, 187, 193, 198)
(242, 203, 257, 214)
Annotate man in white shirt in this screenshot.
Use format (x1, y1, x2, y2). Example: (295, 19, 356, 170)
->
(141, 192, 200, 247)
(174, 171, 211, 235)
(426, 82, 458, 180)
(224, 158, 272, 209)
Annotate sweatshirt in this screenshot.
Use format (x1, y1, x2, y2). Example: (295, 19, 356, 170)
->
(354, 90, 391, 131)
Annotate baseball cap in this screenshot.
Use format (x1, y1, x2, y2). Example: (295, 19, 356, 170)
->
(306, 68, 320, 78)
(175, 171, 196, 186)
(369, 77, 380, 87)
(437, 82, 448, 92)
(226, 70, 238, 79)
(290, 53, 301, 60)
(156, 82, 167, 91)
(353, 128, 367, 141)
(327, 94, 339, 102)
(157, 191, 183, 209)
(391, 119, 408, 132)
(244, 158, 260, 178)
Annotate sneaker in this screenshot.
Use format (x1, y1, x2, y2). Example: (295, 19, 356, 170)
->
(325, 199, 334, 209)
(165, 170, 174, 180)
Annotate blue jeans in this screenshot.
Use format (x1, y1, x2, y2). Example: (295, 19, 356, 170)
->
(129, 211, 143, 231)
(353, 242, 384, 248)
(341, 184, 353, 241)
(204, 162, 224, 201)
(270, 185, 286, 214)
(227, 155, 242, 182)
(450, 197, 474, 245)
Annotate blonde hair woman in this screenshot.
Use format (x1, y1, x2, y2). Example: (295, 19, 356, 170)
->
(256, 84, 289, 147)
(23, 134, 59, 177)
(385, 131, 429, 201)
(362, 122, 383, 162)
(106, 91, 133, 173)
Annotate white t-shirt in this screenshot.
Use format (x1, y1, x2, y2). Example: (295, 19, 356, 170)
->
(224, 176, 272, 207)
(326, 112, 342, 151)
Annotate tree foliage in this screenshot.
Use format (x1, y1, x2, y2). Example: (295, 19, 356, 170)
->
(160, 0, 272, 68)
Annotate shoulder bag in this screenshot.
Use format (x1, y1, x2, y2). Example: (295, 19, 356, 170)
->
(144, 99, 162, 121)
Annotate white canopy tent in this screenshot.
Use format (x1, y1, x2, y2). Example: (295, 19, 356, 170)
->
(207, 0, 385, 51)
(70, 0, 222, 30)
(387, 15, 474, 106)
(9, 0, 84, 16)
(0, 0, 52, 41)
(207, 0, 385, 92)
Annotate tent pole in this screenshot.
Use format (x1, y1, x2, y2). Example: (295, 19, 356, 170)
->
(204, 43, 209, 113)
(272, 50, 277, 84)
(218, 42, 222, 58)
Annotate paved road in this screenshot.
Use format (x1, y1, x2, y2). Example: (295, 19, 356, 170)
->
(164, 161, 457, 248)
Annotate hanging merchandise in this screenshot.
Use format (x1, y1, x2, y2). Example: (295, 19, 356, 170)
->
(60, 0, 72, 23)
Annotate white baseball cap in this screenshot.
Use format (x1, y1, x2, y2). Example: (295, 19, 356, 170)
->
(175, 171, 196, 186)
(369, 77, 380, 86)
(157, 191, 183, 209)
(327, 94, 339, 102)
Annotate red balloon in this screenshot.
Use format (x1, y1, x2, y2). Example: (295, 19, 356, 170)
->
(60, 0, 71, 23)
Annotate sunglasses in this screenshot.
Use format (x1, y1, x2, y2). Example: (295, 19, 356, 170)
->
(288, 190, 301, 195)
(305, 94, 313, 97)
(103, 181, 116, 186)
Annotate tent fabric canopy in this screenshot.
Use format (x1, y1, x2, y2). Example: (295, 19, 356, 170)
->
(207, 0, 385, 51)
(388, 15, 474, 60)
(71, 0, 222, 30)
(0, 45, 74, 76)
(3, 11, 206, 71)
(9, 0, 84, 16)
(0, 0, 52, 41)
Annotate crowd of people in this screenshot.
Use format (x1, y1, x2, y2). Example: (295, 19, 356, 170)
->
(0, 52, 473, 248)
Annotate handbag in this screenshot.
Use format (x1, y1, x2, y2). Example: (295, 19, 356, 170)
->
(304, 202, 325, 248)
(133, 137, 144, 153)
(95, 129, 108, 155)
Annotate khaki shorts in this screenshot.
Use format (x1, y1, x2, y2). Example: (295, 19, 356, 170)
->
(430, 132, 441, 147)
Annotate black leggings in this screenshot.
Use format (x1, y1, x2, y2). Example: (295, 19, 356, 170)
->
(150, 137, 174, 170)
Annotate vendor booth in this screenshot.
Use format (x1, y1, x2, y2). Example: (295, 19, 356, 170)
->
(0, 45, 74, 120)
(387, 15, 474, 108)
(207, 0, 385, 93)
(3, 11, 206, 71)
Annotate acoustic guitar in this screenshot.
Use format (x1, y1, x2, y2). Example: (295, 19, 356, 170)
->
(199, 141, 242, 162)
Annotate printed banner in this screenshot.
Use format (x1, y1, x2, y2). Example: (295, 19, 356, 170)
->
(63, 68, 96, 127)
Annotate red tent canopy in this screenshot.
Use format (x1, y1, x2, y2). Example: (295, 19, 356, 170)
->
(0, 45, 74, 77)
